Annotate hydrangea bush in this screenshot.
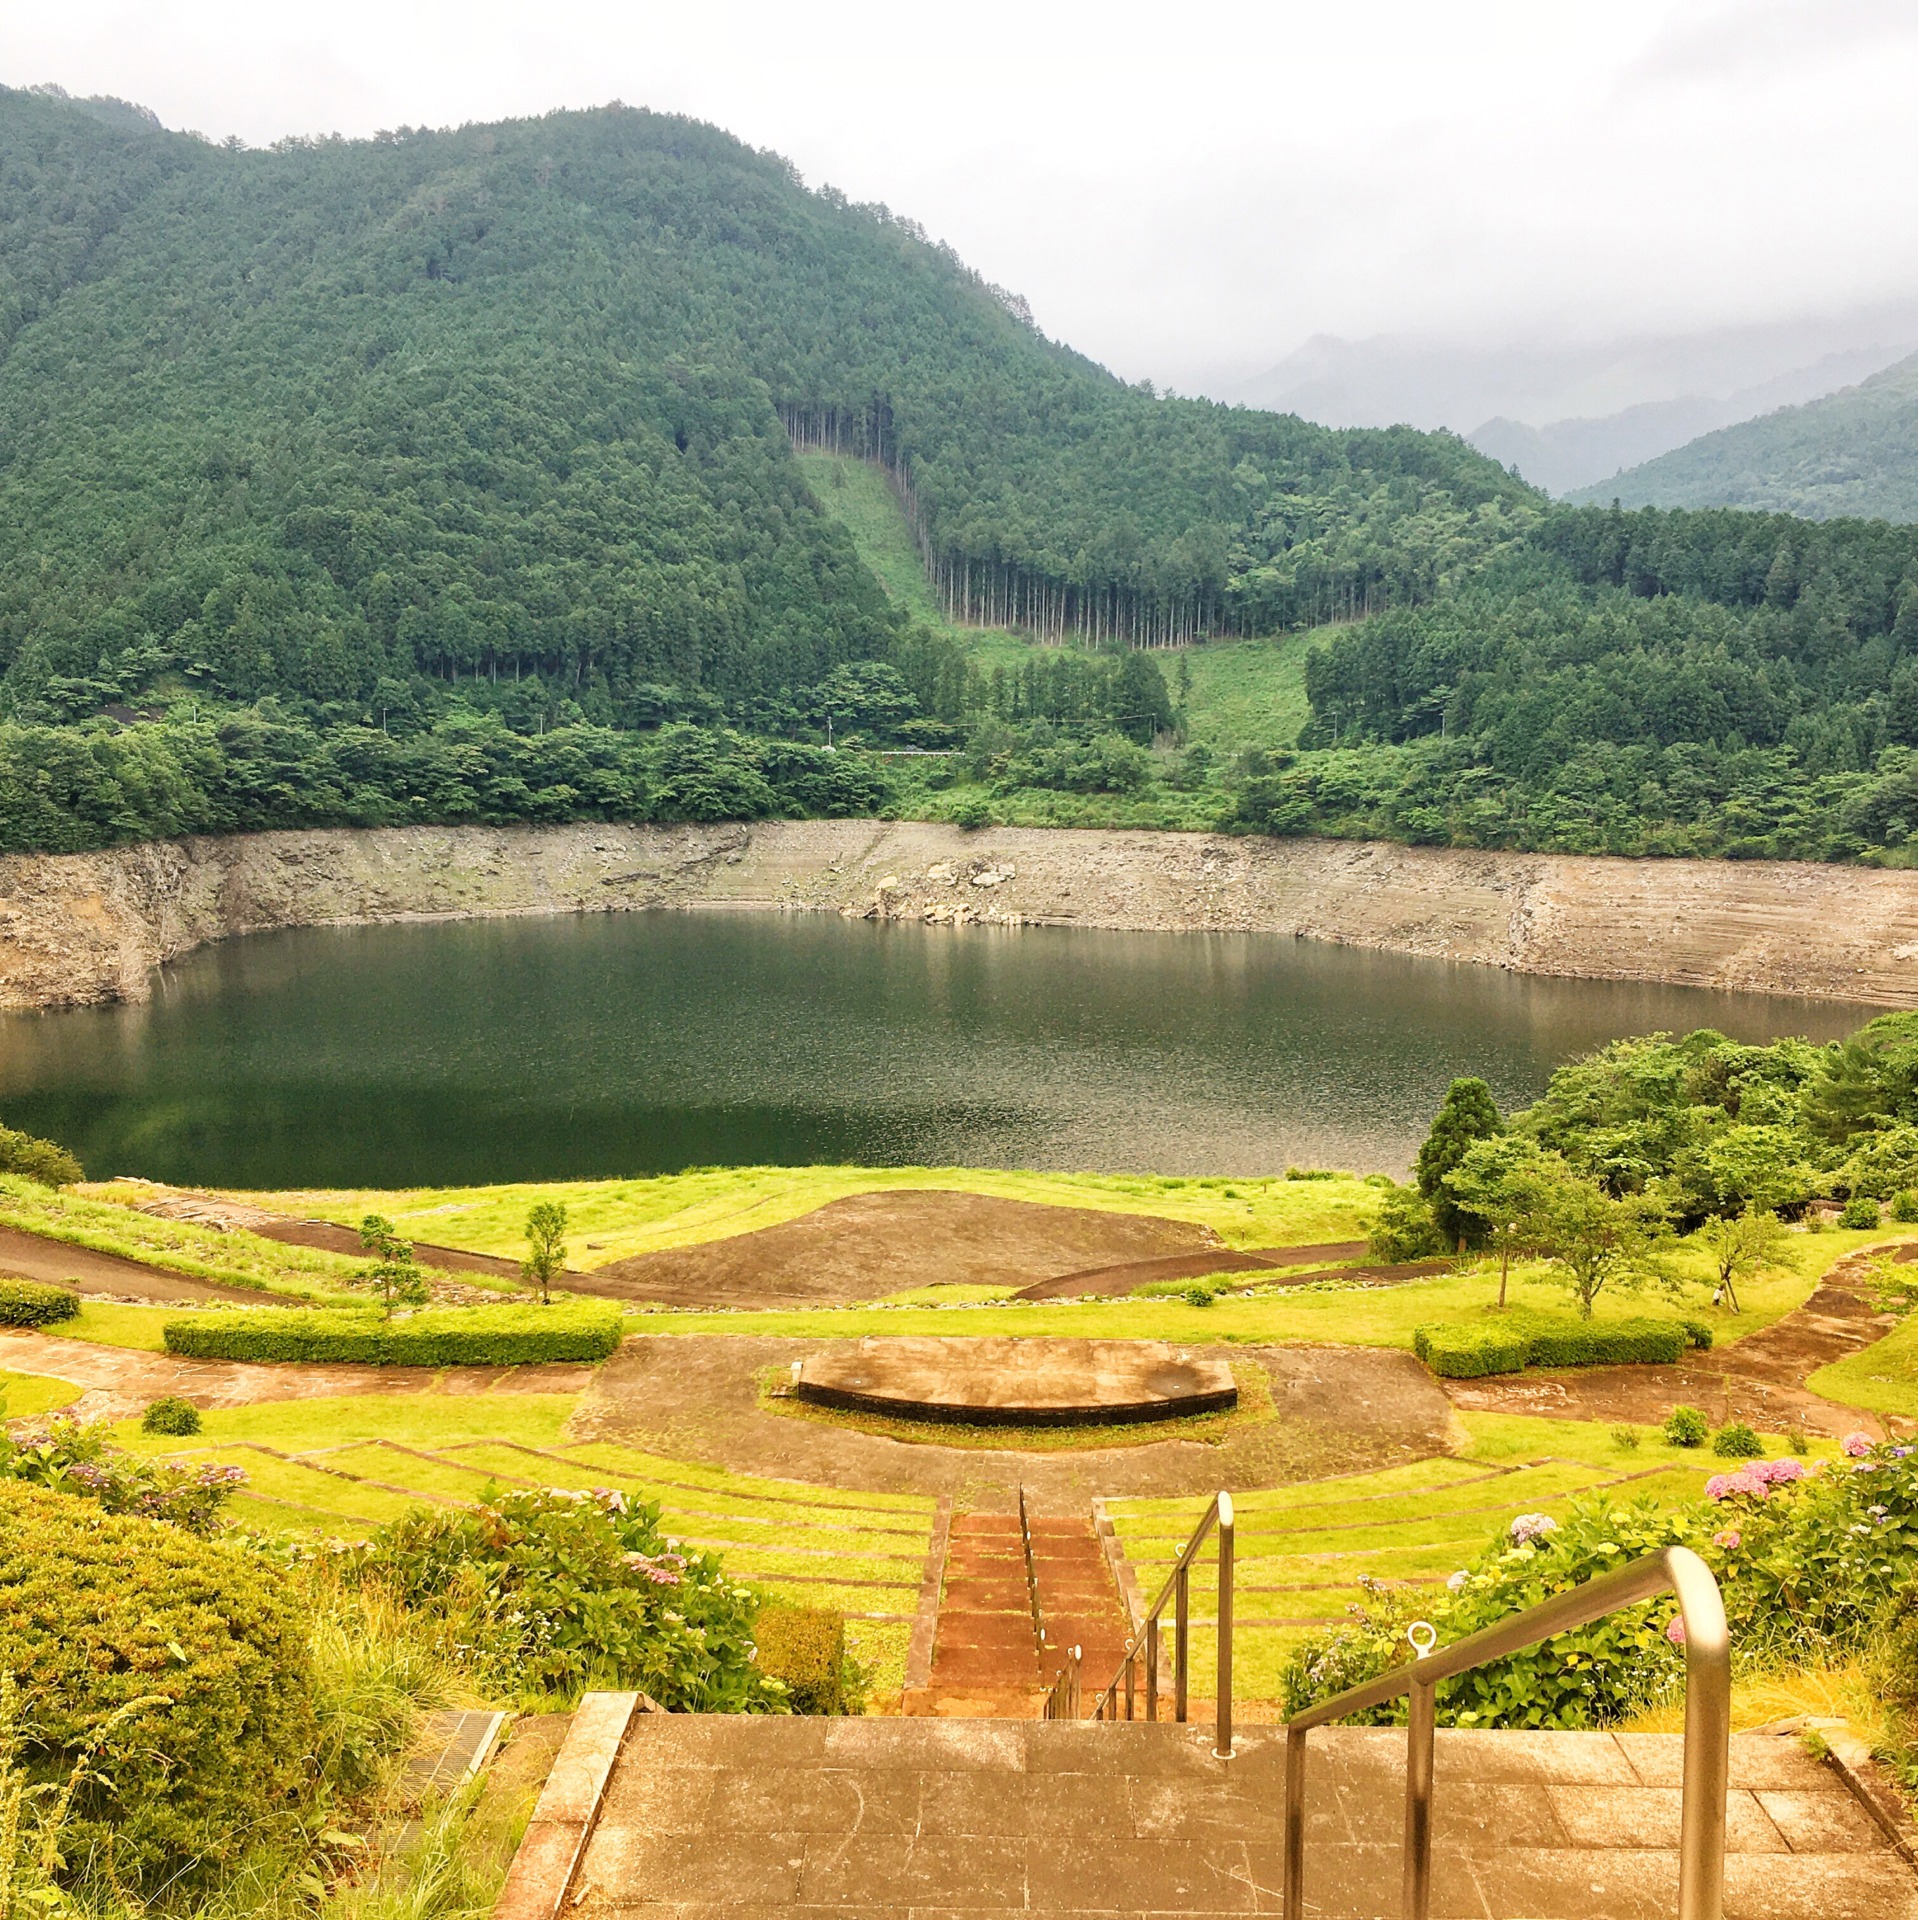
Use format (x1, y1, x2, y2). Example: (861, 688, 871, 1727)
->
(1282, 1435, 1918, 1730)
(352, 1486, 787, 1711)
(0, 1415, 244, 1533)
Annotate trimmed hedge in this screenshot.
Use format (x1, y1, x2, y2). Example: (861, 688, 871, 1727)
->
(0, 1479, 317, 1888)
(753, 1601, 851, 1714)
(0, 1276, 79, 1326)
(162, 1300, 622, 1365)
(1415, 1315, 1690, 1379)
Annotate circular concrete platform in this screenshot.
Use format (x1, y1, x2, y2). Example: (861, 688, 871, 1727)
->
(793, 1336, 1237, 1426)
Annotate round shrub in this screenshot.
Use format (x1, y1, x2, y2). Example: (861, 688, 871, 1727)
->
(1894, 1189, 1918, 1224)
(1181, 1284, 1216, 1308)
(1610, 1425, 1642, 1451)
(140, 1395, 203, 1436)
(1712, 1421, 1765, 1459)
(1840, 1194, 1882, 1229)
(0, 1479, 317, 1890)
(1663, 1405, 1709, 1448)
(0, 1278, 80, 1327)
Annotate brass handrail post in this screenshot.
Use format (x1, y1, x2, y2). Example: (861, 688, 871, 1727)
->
(1214, 1493, 1234, 1759)
(1174, 1563, 1190, 1723)
(1402, 1680, 1435, 1920)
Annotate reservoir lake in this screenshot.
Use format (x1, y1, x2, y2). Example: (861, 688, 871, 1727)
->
(0, 911, 1878, 1188)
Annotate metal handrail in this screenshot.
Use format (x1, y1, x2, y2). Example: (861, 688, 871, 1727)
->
(1017, 1486, 1045, 1661)
(1281, 1545, 1730, 1920)
(1043, 1644, 1081, 1719)
(1088, 1491, 1234, 1757)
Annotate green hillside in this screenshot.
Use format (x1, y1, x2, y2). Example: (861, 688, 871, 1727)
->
(1572, 354, 1918, 523)
(6, 82, 1918, 864)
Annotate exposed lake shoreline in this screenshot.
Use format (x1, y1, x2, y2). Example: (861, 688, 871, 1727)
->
(3, 819, 1916, 1013)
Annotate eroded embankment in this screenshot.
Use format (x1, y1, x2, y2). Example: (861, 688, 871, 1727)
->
(3, 819, 1917, 1011)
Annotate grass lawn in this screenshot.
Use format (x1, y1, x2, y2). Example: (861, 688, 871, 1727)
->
(19, 1176, 366, 1298)
(0, 1368, 82, 1417)
(795, 452, 950, 629)
(124, 1393, 936, 1696)
(38, 1301, 174, 1352)
(1179, 630, 1321, 754)
(1807, 1303, 1918, 1418)
(227, 1167, 1388, 1269)
(627, 1232, 1866, 1349)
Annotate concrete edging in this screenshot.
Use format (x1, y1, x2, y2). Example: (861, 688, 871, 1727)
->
(903, 1494, 952, 1692)
(491, 1692, 642, 1920)
(1820, 1729, 1918, 1867)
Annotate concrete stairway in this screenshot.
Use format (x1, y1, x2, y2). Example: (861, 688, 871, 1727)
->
(559, 1715, 1916, 1920)
(905, 1510, 1133, 1717)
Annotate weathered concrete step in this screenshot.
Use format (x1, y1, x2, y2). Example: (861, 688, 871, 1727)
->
(566, 1717, 1918, 1920)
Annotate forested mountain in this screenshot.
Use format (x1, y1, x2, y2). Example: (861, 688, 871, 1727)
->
(5, 81, 1918, 867)
(1571, 354, 1918, 522)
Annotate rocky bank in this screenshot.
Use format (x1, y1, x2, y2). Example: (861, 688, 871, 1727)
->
(3, 820, 1917, 1011)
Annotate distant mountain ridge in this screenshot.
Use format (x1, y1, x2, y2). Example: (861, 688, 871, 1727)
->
(1569, 352, 1918, 522)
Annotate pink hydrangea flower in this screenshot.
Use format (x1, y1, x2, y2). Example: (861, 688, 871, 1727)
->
(1667, 1617, 1687, 1646)
(1712, 1528, 1742, 1550)
(1843, 1432, 1874, 1458)
(1755, 1458, 1805, 1486)
(1707, 1471, 1768, 1500)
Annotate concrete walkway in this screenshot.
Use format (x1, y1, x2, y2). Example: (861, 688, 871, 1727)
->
(565, 1717, 1915, 1920)
(0, 1328, 596, 1422)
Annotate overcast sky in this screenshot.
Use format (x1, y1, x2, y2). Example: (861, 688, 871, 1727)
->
(7, 0, 1918, 396)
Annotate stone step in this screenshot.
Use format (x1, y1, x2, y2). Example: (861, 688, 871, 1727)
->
(565, 1716, 1918, 1920)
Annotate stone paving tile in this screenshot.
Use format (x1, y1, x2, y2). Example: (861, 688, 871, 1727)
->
(1612, 1729, 1824, 1789)
(1025, 1836, 1257, 1913)
(1543, 1784, 1787, 1853)
(1246, 1842, 1489, 1918)
(1462, 1845, 1674, 1920)
(1127, 1775, 1343, 1845)
(797, 1836, 1028, 1908)
(1753, 1786, 1897, 1854)
(1724, 1850, 1918, 1919)
(1426, 1729, 1637, 1785)
(820, 1719, 1024, 1769)
(704, 1769, 923, 1837)
(1323, 1782, 1567, 1851)
(596, 1763, 719, 1831)
(577, 1827, 809, 1904)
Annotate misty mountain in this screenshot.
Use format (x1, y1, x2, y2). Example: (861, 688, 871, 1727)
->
(1220, 313, 1918, 492)
(1567, 351, 1918, 522)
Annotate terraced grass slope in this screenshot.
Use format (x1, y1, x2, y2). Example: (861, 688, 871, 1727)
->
(147, 1428, 936, 1690)
(1104, 1450, 1726, 1703)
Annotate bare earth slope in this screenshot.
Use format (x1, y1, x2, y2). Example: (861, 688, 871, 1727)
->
(4, 819, 1917, 1010)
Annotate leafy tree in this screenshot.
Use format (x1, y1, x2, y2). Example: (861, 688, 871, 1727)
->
(1694, 1207, 1791, 1315)
(1443, 1135, 1555, 1308)
(522, 1201, 568, 1306)
(358, 1212, 427, 1317)
(1415, 1078, 1504, 1248)
(1530, 1167, 1673, 1320)
(1365, 1185, 1446, 1263)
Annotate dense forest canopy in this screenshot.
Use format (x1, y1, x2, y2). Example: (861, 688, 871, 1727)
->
(4, 83, 1918, 863)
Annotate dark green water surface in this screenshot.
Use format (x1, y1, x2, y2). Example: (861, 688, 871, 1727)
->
(0, 911, 1877, 1187)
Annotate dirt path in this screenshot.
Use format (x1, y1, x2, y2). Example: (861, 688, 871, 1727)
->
(584, 1191, 1225, 1308)
(1010, 1241, 1371, 1301)
(1444, 1242, 1913, 1440)
(0, 1225, 279, 1306)
(569, 1334, 1453, 1511)
(0, 1328, 596, 1423)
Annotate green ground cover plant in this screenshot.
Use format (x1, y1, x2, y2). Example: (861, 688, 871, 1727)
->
(21, 1178, 369, 1297)
(1413, 1312, 1706, 1379)
(162, 1300, 622, 1364)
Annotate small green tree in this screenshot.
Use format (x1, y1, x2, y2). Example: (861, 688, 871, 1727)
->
(358, 1213, 427, 1318)
(522, 1201, 568, 1305)
(1694, 1206, 1791, 1315)
(1365, 1186, 1445, 1263)
(1444, 1135, 1556, 1309)
(1532, 1166, 1672, 1319)
(1415, 1078, 1504, 1248)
